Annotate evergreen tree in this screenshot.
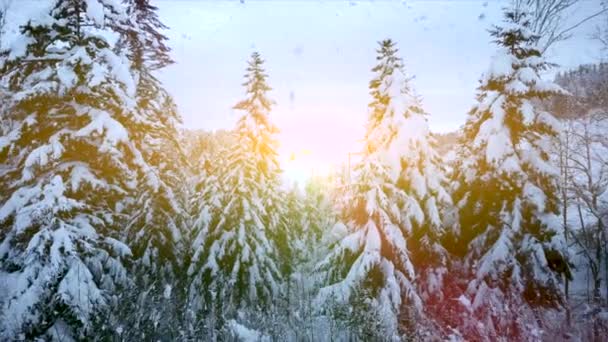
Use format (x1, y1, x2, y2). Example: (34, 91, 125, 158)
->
(120, 0, 186, 278)
(185, 128, 235, 337)
(186, 142, 222, 334)
(111, 0, 188, 337)
(0, 0, 147, 339)
(189, 52, 287, 326)
(367, 41, 453, 309)
(122, 0, 173, 71)
(369, 40, 454, 337)
(284, 184, 306, 264)
(300, 176, 336, 262)
(316, 40, 428, 340)
(130, 0, 184, 269)
(449, 9, 570, 340)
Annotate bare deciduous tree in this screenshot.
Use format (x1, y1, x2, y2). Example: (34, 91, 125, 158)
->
(0, 0, 11, 44)
(567, 110, 608, 302)
(555, 118, 574, 326)
(514, 0, 608, 52)
(553, 110, 608, 340)
(592, 2, 608, 54)
(0, 0, 12, 134)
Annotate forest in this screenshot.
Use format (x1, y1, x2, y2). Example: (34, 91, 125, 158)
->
(1, 0, 608, 341)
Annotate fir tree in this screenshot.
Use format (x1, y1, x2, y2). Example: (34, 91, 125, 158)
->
(122, 0, 173, 71)
(0, 0, 146, 339)
(120, 0, 187, 277)
(316, 40, 428, 340)
(284, 184, 306, 264)
(367, 41, 453, 308)
(300, 176, 336, 262)
(189, 52, 287, 325)
(186, 142, 222, 331)
(113, 0, 188, 337)
(449, 9, 570, 340)
(370, 40, 454, 337)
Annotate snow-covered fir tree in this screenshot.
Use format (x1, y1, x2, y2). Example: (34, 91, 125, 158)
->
(188, 132, 227, 265)
(75, 1, 189, 339)
(317, 39, 436, 340)
(186, 140, 223, 335)
(283, 184, 305, 263)
(185, 128, 236, 336)
(299, 176, 336, 262)
(449, 8, 571, 340)
(108, 94, 190, 340)
(121, 0, 186, 271)
(120, 0, 189, 303)
(367, 43, 453, 319)
(369, 44, 454, 338)
(188, 52, 287, 331)
(122, 0, 173, 71)
(0, 0, 151, 339)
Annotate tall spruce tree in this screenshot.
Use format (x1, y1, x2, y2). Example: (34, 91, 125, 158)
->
(120, 0, 187, 292)
(0, 0, 150, 339)
(299, 176, 336, 263)
(122, 0, 173, 71)
(449, 9, 570, 340)
(367, 42, 453, 308)
(186, 143, 222, 335)
(189, 52, 286, 327)
(99, 1, 190, 338)
(368, 41, 454, 336)
(317, 40, 433, 339)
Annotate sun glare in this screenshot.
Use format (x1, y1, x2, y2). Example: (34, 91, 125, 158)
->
(276, 113, 365, 184)
(280, 148, 332, 185)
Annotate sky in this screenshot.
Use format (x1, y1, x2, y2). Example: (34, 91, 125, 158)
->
(155, 0, 605, 181)
(4, 1, 605, 182)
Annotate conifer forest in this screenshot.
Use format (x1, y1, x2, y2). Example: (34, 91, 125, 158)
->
(1, 0, 608, 341)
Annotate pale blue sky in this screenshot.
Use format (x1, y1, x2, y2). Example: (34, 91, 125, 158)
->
(7, 1, 603, 179)
(156, 0, 604, 176)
